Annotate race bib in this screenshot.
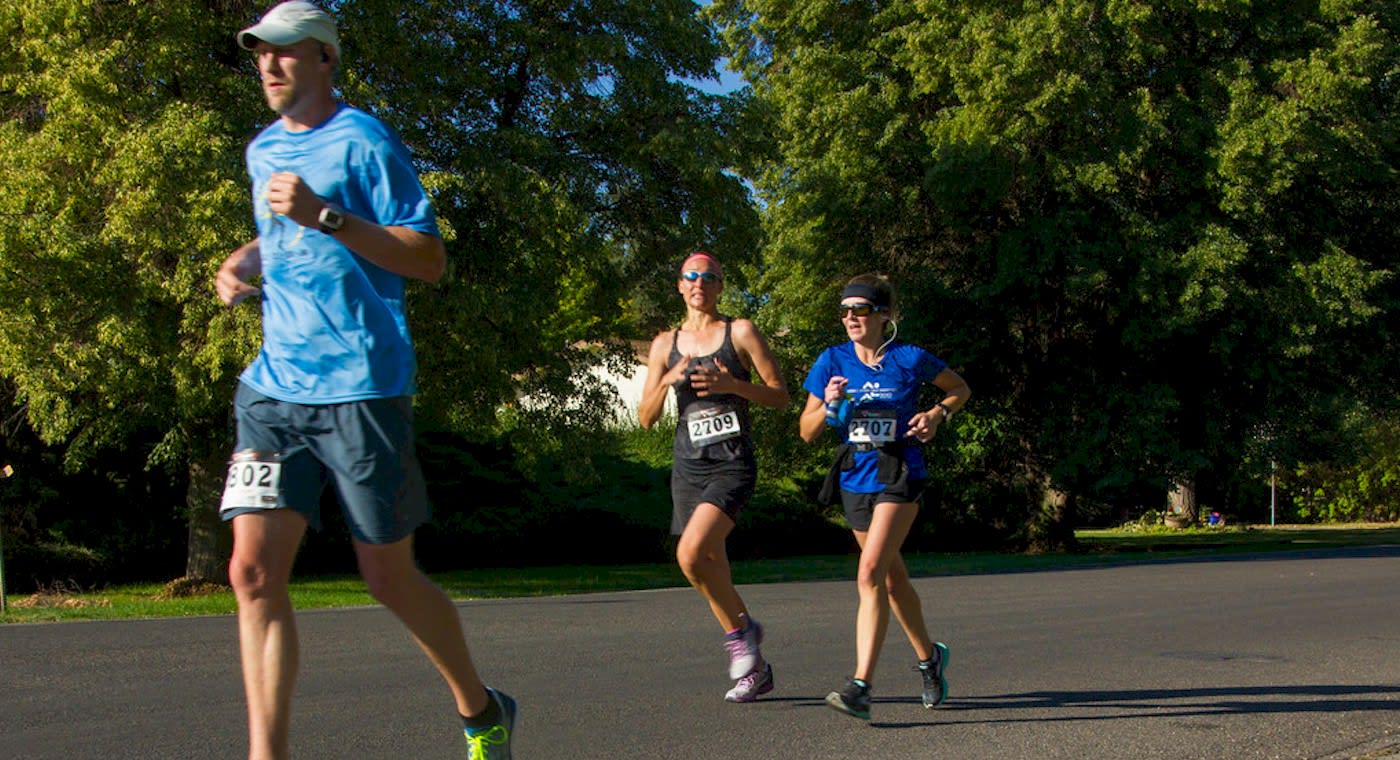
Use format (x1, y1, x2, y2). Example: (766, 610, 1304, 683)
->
(686, 407, 742, 446)
(220, 451, 283, 513)
(848, 409, 897, 445)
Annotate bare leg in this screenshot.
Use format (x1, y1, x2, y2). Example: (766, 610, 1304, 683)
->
(850, 501, 920, 683)
(353, 534, 490, 718)
(675, 503, 747, 632)
(862, 545, 935, 662)
(229, 511, 308, 760)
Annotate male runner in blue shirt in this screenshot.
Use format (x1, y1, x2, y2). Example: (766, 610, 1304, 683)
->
(214, 3, 515, 758)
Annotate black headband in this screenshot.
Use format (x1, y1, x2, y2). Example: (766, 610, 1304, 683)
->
(841, 282, 889, 308)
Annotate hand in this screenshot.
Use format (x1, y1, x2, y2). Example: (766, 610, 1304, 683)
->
(216, 267, 260, 306)
(264, 172, 324, 228)
(665, 354, 695, 388)
(689, 357, 736, 397)
(905, 409, 941, 443)
(824, 376, 849, 405)
(215, 243, 262, 306)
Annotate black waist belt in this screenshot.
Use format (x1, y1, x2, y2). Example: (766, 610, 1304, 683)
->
(816, 442, 907, 506)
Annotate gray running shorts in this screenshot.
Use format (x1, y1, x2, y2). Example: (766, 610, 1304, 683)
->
(222, 383, 430, 544)
(670, 456, 757, 535)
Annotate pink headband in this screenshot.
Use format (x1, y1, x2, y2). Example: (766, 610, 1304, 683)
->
(680, 252, 722, 277)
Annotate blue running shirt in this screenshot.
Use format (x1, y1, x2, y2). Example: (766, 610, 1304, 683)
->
(241, 105, 440, 403)
(802, 342, 947, 493)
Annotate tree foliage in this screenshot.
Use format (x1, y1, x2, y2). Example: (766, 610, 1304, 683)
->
(0, 0, 758, 581)
(712, 0, 1400, 547)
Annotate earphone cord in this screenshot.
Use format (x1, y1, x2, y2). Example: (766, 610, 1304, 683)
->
(862, 319, 898, 371)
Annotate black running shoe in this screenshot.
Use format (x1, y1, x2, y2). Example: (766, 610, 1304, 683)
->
(917, 642, 950, 708)
(825, 678, 871, 720)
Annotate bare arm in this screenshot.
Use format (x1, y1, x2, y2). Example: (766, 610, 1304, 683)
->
(799, 374, 849, 443)
(265, 172, 447, 283)
(798, 393, 829, 443)
(216, 238, 262, 306)
(330, 215, 446, 283)
(905, 368, 971, 443)
(638, 333, 688, 429)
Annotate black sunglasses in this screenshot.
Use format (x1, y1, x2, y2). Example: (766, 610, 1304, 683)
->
(838, 303, 887, 318)
(682, 270, 720, 283)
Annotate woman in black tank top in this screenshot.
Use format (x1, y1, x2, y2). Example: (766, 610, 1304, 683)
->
(638, 252, 789, 703)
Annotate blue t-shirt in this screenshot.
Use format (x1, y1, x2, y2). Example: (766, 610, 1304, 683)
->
(240, 104, 440, 403)
(802, 342, 947, 493)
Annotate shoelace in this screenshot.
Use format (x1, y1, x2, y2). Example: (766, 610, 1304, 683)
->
(724, 637, 752, 658)
(464, 725, 509, 760)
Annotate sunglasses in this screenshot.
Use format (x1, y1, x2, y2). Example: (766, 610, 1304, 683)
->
(682, 270, 721, 283)
(838, 303, 887, 318)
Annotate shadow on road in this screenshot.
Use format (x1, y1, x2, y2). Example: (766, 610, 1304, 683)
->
(938, 683, 1400, 723)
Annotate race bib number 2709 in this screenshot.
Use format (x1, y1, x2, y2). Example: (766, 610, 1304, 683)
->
(687, 408, 742, 445)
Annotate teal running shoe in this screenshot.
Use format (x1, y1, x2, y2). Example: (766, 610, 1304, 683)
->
(918, 642, 950, 708)
(825, 678, 871, 720)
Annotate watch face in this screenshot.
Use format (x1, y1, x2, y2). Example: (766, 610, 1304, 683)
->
(320, 206, 344, 231)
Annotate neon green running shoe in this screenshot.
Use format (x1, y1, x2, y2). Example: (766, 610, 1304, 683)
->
(463, 688, 516, 760)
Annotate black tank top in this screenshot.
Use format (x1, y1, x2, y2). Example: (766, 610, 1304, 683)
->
(667, 317, 753, 461)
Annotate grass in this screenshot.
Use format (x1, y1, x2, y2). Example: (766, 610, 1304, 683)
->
(2, 523, 1396, 625)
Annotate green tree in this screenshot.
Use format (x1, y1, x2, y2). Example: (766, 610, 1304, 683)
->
(336, 0, 760, 451)
(713, 0, 1400, 547)
(0, 0, 264, 582)
(1, 0, 758, 581)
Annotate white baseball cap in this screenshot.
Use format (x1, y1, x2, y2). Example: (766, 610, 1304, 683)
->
(237, 1, 340, 60)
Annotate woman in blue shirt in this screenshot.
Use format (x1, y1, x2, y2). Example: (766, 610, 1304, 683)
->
(799, 273, 971, 721)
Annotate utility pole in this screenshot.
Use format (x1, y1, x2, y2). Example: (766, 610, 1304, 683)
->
(1270, 459, 1277, 527)
(1, 463, 12, 613)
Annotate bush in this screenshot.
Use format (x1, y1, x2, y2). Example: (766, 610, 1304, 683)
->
(1288, 413, 1400, 523)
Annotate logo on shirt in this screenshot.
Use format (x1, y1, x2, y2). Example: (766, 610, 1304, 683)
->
(856, 380, 893, 403)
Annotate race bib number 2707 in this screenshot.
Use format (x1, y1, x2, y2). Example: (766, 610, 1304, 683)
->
(848, 410, 897, 445)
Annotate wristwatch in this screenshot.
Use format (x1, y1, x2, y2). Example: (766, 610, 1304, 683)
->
(317, 203, 345, 234)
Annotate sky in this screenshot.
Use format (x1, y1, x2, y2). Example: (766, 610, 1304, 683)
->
(686, 0, 748, 95)
(684, 64, 748, 95)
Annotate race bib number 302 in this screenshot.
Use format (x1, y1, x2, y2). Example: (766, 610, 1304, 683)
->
(687, 408, 742, 445)
(848, 410, 896, 445)
(220, 454, 283, 513)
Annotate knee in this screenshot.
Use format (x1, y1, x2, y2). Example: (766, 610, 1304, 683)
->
(228, 554, 280, 602)
(676, 542, 704, 578)
(677, 536, 721, 579)
(855, 561, 886, 593)
(856, 565, 879, 593)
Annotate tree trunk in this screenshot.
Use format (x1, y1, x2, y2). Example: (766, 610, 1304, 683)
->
(1166, 475, 1198, 528)
(1025, 471, 1079, 553)
(185, 442, 231, 584)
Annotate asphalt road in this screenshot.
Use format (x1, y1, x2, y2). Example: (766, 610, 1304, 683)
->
(3, 546, 1399, 760)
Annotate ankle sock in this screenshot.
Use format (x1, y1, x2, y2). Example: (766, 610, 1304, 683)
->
(461, 692, 501, 732)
